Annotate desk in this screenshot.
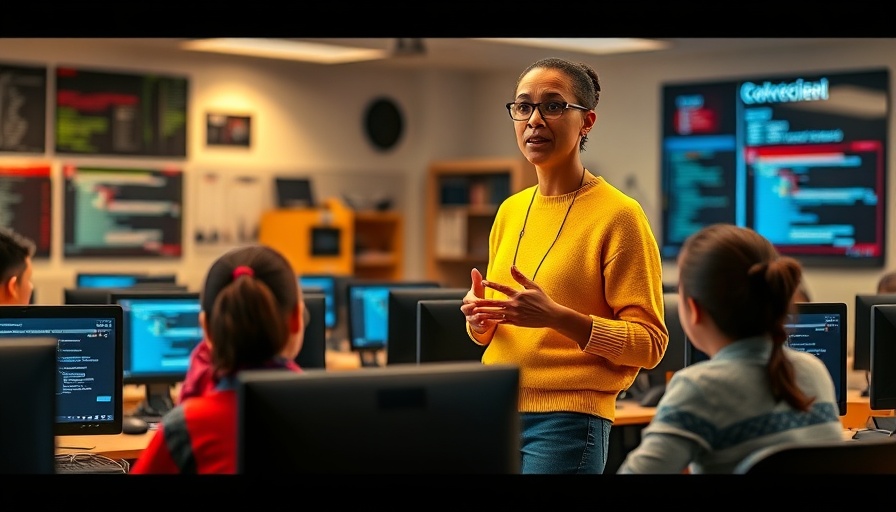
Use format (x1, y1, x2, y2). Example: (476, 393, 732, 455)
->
(842, 388, 895, 429)
(613, 399, 656, 426)
(56, 430, 155, 460)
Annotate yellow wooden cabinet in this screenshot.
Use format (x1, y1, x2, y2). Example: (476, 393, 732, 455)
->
(258, 197, 355, 276)
(258, 197, 404, 280)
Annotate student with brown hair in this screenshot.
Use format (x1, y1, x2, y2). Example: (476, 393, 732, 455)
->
(618, 223, 842, 474)
(877, 270, 896, 294)
(130, 244, 306, 474)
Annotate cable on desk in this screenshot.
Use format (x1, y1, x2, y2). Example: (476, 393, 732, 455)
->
(55, 453, 130, 474)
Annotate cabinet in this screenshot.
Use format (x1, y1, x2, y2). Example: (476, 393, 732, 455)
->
(258, 198, 355, 276)
(258, 198, 404, 281)
(425, 157, 537, 288)
(352, 210, 403, 280)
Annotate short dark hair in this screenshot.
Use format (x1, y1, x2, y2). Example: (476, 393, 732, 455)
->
(515, 57, 601, 152)
(0, 227, 36, 284)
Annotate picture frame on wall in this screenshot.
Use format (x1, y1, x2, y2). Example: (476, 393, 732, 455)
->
(206, 113, 251, 147)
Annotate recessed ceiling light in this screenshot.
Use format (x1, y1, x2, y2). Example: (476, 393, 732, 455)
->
(472, 38, 670, 55)
(180, 38, 389, 64)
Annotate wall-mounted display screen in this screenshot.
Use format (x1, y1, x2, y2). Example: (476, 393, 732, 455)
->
(0, 62, 47, 153)
(660, 68, 889, 267)
(63, 165, 183, 258)
(0, 163, 51, 258)
(55, 66, 188, 157)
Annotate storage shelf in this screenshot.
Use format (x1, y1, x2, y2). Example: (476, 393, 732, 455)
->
(425, 157, 536, 288)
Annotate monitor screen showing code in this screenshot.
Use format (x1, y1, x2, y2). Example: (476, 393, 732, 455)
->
(0, 62, 47, 153)
(55, 66, 188, 157)
(0, 163, 51, 258)
(63, 165, 183, 258)
(0, 315, 118, 424)
(661, 68, 888, 267)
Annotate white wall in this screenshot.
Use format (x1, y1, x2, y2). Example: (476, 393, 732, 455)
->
(2, 38, 895, 326)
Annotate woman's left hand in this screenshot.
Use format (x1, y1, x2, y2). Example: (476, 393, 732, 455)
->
(477, 265, 560, 329)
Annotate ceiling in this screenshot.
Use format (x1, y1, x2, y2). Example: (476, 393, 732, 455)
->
(111, 38, 847, 73)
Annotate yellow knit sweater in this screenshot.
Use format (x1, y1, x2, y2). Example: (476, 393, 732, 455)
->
(468, 174, 667, 422)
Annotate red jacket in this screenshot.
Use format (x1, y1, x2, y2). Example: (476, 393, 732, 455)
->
(131, 357, 300, 475)
(177, 341, 301, 403)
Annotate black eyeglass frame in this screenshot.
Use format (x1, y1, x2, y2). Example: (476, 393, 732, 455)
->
(505, 101, 590, 121)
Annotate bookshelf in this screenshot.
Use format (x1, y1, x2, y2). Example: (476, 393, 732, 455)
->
(352, 210, 403, 280)
(425, 157, 537, 288)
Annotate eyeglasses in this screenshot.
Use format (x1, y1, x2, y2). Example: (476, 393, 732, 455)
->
(505, 101, 590, 121)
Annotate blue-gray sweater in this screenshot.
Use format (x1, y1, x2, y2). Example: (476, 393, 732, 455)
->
(618, 336, 843, 474)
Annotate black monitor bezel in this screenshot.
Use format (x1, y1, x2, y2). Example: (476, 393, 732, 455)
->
(65, 284, 188, 305)
(0, 337, 57, 474)
(853, 293, 896, 372)
(869, 304, 896, 410)
(386, 287, 468, 365)
(345, 280, 440, 352)
(236, 362, 521, 474)
(296, 293, 327, 369)
(417, 298, 487, 364)
(641, 292, 686, 389)
(0, 304, 123, 436)
(109, 289, 202, 385)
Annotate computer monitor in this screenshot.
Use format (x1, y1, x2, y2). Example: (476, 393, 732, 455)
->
(298, 274, 338, 329)
(296, 293, 326, 369)
(65, 284, 189, 305)
(628, 293, 686, 405)
(417, 299, 487, 364)
(236, 362, 521, 474)
(0, 304, 123, 435)
(386, 287, 468, 365)
(75, 272, 178, 289)
(0, 337, 57, 474)
(346, 280, 439, 354)
(109, 290, 203, 419)
(76, 272, 146, 289)
(275, 177, 315, 208)
(684, 302, 847, 416)
(136, 274, 179, 286)
(869, 304, 896, 411)
(853, 293, 896, 373)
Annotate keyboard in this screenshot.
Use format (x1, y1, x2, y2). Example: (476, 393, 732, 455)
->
(55, 454, 129, 474)
(851, 429, 895, 441)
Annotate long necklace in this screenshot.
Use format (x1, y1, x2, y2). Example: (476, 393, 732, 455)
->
(512, 166, 587, 281)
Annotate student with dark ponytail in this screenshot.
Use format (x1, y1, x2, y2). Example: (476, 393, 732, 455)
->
(618, 223, 842, 474)
(131, 245, 306, 474)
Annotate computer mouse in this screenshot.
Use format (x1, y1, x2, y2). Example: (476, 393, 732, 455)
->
(122, 416, 150, 435)
(639, 385, 666, 408)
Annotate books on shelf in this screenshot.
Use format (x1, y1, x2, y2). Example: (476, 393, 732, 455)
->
(436, 209, 467, 258)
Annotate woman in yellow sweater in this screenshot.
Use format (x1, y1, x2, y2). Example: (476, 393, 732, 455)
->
(461, 57, 668, 474)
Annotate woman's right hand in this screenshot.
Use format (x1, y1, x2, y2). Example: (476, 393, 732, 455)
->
(461, 268, 497, 334)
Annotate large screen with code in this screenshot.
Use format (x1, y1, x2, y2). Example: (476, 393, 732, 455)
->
(660, 68, 889, 267)
(63, 165, 183, 258)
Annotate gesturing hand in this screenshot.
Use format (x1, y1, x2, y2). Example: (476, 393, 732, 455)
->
(461, 267, 501, 333)
(477, 265, 560, 329)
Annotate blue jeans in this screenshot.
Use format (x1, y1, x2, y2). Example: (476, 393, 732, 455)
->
(520, 412, 611, 474)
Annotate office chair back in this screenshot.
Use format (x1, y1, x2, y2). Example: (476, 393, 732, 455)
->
(733, 437, 896, 474)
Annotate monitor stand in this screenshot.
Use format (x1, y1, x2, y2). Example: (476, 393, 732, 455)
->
(131, 383, 176, 421)
(358, 348, 381, 368)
